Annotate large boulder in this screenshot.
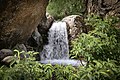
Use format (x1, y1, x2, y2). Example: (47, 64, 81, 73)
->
(62, 15, 88, 41)
(25, 13, 54, 56)
(26, 13, 54, 51)
(0, 0, 49, 49)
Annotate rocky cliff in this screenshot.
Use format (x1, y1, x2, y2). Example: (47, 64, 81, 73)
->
(0, 0, 49, 49)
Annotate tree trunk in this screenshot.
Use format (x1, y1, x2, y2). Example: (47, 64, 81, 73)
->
(0, 0, 49, 49)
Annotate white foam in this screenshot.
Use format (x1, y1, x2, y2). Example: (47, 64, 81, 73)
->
(40, 59, 86, 67)
(40, 21, 87, 66)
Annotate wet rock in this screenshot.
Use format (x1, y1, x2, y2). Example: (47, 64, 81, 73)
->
(27, 28, 42, 52)
(62, 15, 87, 41)
(46, 12, 55, 28)
(37, 13, 54, 45)
(27, 13, 54, 51)
(0, 0, 49, 49)
(26, 13, 54, 60)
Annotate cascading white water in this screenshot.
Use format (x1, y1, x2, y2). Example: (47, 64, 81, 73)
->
(40, 21, 86, 66)
(40, 21, 69, 60)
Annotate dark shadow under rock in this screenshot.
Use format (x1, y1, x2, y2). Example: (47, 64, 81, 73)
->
(26, 13, 54, 52)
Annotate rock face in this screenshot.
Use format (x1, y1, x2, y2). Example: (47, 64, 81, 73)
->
(85, 0, 120, 17)
(62, 15, 87, 41)
(26, 13, 54, 52)
(37, 12, 54, 45)
(0, 0, 49, 49)
(27, 28, 42, 51)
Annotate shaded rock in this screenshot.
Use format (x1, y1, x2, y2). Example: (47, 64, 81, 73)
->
(0, 49, 13, 65)
(27, 13, 54, 51)
(0, 0, 49, 49)
(0, 49, 30, 66)
(37, 12, 54, 45)
(62, 15, 88, 41)
(13, 44, 27, 52)
(26, 13, 54, 60)
(46, 12, 55, 29)
(27, 28, 42, 52)
(0, 49, 13, 60)
(2, 56, 13, 64)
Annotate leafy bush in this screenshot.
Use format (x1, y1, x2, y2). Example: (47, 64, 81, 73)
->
(0, 50, 54, 80)
(78, 60, 120, 80)
(0, 50, 120, 80)
(70, 14, 120, 79)
(71, 14, 120, 63)
(53, 60, 120, 80)
(47, 0, 84, 19)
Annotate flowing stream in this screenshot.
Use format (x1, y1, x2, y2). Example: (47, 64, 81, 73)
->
(40, 21, 86, 66)
(40, 22, 69, 60)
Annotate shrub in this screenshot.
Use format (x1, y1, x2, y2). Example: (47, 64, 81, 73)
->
(0, 50, 119, 80)
(71, 14, 120, 63)
(47, 0, 84, 19)
(0, 50, 54, 80)
(78, 60, 120, 80)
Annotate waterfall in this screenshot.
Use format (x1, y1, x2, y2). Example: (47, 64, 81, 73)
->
(40, 21, 86, 66)
(40, 21, 69, 60)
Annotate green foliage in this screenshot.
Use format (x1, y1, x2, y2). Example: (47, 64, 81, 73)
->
(78, 60, 120, 80)
(71, 14, 120, 63)
(70, 14, 120, 79)
(0, 50, 54, 80)
(0, 49, 120, 80)
(0, 15, 120, 80)
(53, 65, 78, 80)
(47, 0, 84, 19)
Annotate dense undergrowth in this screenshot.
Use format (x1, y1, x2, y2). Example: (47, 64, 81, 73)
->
(71, 14, 120, 63)
(47, 0, 84, 19)
(0, 15, 120, 80)
(0, 50, 120, 80)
